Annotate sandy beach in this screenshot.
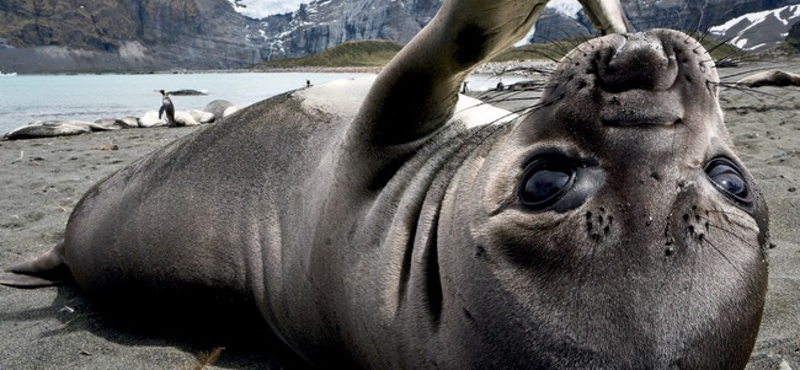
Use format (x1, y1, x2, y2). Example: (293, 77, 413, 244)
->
(0, 58, 798, 369)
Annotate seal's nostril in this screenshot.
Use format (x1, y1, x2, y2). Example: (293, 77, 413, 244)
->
(598, 32, 678, 92)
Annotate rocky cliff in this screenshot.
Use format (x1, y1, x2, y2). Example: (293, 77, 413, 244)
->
(531, 0, 800, 45)
(254, 0, 441, 60)
(0, 0, 265, 73)
(789, 20, 800, 49)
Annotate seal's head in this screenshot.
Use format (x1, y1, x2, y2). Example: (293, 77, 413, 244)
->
(444, 29, 769, 368)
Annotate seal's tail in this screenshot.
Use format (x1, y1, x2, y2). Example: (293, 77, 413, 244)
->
(0, 242, 73, 288)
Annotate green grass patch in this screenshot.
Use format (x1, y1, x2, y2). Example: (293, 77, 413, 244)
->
(258, 39, 402, 68)
(491, 38, 592, 62)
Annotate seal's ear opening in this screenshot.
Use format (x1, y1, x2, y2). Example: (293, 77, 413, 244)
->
(518, 153, 603, 213)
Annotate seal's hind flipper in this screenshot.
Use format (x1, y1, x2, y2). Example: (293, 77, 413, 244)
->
(0, 243, 73, 288)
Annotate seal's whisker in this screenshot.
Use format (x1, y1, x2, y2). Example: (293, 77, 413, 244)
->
(489, 106, 534, 125)
(702, 208, 759, 224)
(700, 236, 748, 280)
(524, 49, 564, 64)
(453, 90, 543, 126)
(706, 221, 770, 263)
(715, 82, 786, 100)
(702, 216, 756, 239)
(693, 28, 714, 46)
(473, 90, 542, 107)
(514, 67, 556, 77)
(482, 98, 551, 126)
(530, 34, 572, 58)
(704, 34, 738, 54)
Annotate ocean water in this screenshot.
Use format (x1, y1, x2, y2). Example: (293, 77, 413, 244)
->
(0, 72, 371, 135)
(0, 72, 517, 135)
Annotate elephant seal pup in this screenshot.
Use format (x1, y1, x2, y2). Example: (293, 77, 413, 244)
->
(203, 99, 235, 121)
(1, 0, 768, 369)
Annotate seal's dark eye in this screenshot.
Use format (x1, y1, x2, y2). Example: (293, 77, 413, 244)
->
(705, 158, 750, 204)
(519, 156, 576, 210)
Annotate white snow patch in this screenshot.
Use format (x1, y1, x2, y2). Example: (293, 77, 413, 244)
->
(709, 5, 800, 35)
(515, 0, 581, 46)
(708, 4, 800, 51)
(546, 0, 582, 19)
(227, 0, 309, 18)
(514, 25, 536, 47)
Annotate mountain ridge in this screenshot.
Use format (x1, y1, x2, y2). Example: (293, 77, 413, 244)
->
(0, 0, 797, 73)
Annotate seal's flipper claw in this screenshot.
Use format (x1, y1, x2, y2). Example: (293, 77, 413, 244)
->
(0, 243, 72, 288)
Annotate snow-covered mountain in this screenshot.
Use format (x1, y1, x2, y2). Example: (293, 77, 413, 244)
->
(1, 0, 798, 73)
(243, 0, 800, 61)
(244, 0, 443, 61)
(228, 0, 309, 18)
(708, 4, 800, 52)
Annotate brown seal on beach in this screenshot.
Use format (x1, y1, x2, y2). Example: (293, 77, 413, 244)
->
(1, 120, 116, 140)
(736, 69, 800, 87)
(1, 0, 768, 368)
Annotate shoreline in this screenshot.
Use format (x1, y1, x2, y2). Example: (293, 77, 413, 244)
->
(6, 66, 386, 77)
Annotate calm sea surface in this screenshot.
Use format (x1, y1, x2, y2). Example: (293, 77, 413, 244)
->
(0, 72, 515, 135)
(0, 72, 371, 134)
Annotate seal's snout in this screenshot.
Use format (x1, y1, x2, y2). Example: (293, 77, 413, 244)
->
(598, 33, 678, 93)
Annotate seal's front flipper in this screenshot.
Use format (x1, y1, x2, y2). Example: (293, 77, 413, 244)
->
(344, 0, 633, 189)
(578, 0, 633, 34)
(0, 243, 73, 288)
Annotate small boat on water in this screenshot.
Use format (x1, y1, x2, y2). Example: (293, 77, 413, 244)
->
(0, 71, 17, 77)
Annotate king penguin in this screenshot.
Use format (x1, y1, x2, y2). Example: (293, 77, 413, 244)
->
(158, 90, 177, 127)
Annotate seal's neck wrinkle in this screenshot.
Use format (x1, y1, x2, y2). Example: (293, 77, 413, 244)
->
(598, 32, 678, 92)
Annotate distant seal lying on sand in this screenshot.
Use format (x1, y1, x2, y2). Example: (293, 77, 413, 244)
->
(1, 0, 769, 368)
(203, 99, 238, 120)
(737, 69, 800, 87)
(94, 118, 139, 129)
(2, 120, 115, 140)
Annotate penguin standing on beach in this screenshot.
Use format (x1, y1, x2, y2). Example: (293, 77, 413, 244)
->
(158, 90, 177, 127)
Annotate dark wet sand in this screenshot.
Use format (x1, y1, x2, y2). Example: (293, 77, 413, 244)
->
(0, 59, 798, 369)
